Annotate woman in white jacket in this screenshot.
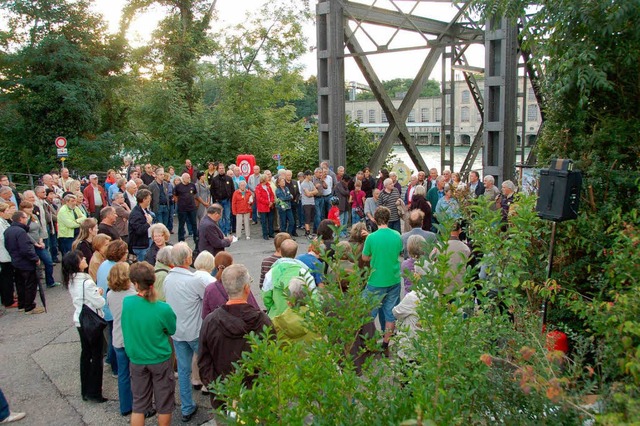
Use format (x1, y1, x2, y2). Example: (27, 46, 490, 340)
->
(62, 250, 107, 403)
(0, 202, 17, 307)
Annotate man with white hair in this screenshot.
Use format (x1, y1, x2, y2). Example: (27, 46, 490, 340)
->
(124, 180, 138, 209)
(59, 167, 72, 192)
(163, 242, 207, 422)
(0, 187, 16, 210)
(41, 174, 62, 205)
(83, 174, 108, 221)
(23, 190, 58, 287)
(404, 175, 419, 207)
(198, 264, 272, 409)
(483, 175, 501, 202)
(499, 180, 518, 222)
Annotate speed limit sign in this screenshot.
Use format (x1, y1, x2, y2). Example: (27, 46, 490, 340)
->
(55, 136, 67, 148)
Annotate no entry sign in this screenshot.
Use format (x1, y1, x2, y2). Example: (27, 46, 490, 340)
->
(55, 136, 67, 148)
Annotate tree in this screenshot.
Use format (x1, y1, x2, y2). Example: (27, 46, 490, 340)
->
(0, 0, 125, 173)
(120, 0, 218, 111)
(356, 78, 441, 100)
(293, 75, 318, 120)
(470, 1, 640, 421)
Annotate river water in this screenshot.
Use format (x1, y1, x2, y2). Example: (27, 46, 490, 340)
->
(390, 145, 481, 174)
(390, 145, 531, 174)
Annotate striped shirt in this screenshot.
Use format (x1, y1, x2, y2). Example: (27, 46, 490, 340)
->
(378, 188, 401, 222)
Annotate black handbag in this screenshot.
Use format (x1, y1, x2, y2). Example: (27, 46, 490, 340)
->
(78, 279, 107, 340)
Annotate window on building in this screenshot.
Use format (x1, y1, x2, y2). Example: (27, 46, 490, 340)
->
(461, 106, 470, 122)
(368, 109, 376, 123)
(435, 108, 442, 122)
(461, 90, 470, 104)
(527, 104, 538, 121)
(528, 86, 535, 99)
(446, 107, 451, 123)
(408, 109, 416, 122)
(421, 108, 429, 122)
(381, 111, 388, 123)
(356, 110, 363, 123)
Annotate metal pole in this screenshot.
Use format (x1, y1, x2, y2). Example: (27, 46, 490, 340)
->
(541, 220, 557, 328)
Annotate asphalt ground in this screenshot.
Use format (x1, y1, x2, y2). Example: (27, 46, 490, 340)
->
(0, 220, 311, 425)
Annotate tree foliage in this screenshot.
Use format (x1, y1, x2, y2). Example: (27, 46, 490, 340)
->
(356, 78, 441, 100)
(470, 0, 640, 421)
(0, 0, 125, 173)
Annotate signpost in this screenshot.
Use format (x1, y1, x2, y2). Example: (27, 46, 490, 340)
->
(55, 136, 68, 166)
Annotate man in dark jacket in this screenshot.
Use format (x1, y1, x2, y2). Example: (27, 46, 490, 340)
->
(198, 204, 232, 256)
(198, 264, 272, 408)
(209, 163, 234, 236)
(128, 189, 153, 261)
(148, 167, 170, 229)
(467, 170, 485, 198)
(4, 211, 43, 314)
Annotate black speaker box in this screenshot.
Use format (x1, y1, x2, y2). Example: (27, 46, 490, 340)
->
(536, 159, 582, 222)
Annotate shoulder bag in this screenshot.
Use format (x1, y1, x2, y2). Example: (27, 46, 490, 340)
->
(78, 279, 107, 341)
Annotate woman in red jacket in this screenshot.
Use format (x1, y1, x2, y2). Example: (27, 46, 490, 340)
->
(254, 174, 275, 240)
(231, 180, 253, 240)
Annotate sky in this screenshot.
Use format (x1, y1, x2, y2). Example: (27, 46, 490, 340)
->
(91, 0, 485, 83)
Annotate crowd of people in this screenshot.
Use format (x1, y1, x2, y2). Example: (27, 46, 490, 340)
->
(0, 158, 520, 424)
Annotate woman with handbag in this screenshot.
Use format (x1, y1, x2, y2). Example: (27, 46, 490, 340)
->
(62, 250, 107, 403)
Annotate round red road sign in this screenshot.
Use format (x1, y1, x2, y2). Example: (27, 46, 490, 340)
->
(55, 136, 67, 148)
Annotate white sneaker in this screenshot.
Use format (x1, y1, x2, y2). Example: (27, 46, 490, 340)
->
(1, 412, 26, 423)
(246, 237, 250, 240)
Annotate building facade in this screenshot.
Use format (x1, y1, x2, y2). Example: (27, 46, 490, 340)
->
(345, 78, 542, 147)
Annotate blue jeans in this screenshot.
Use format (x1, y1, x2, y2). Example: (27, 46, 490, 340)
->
(174, 339, 199, 416)
(295, 201, 303, 228)
(0, 388, 9, 421)
(389, 220, 401, 233)
(339, 210, 349, 235)
(47, 232, 59, 261)
(133, 247, 149, 263)
(35, 247, 54, 286)
(260, 210, 274, 239)
(104, 321, 117, 375)
(363, 283, 401, 326)
(178, 210, 198, 243)
(278, 208, 294, 236)
(314, 197, 324, 232)
(219, 199, 231, 235)
(251, 201, 258, 223)
(114, 347, 132, 415)
(352, 208, 365, 225)
(167, 203, 174, 232)
(58, 237, 74, 256)
(154, 204, 170, 228)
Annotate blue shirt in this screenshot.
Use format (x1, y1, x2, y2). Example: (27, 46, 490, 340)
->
(108, 184, 120, 202)
(296, 253, 323, 285)
(96, 260, 117, 321)
(232, 175, 246, 190)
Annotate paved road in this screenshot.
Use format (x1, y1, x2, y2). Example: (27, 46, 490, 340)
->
(0, 221, 310, 425)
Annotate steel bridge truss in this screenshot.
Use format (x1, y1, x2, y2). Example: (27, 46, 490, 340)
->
(316, 0, 544, 184)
